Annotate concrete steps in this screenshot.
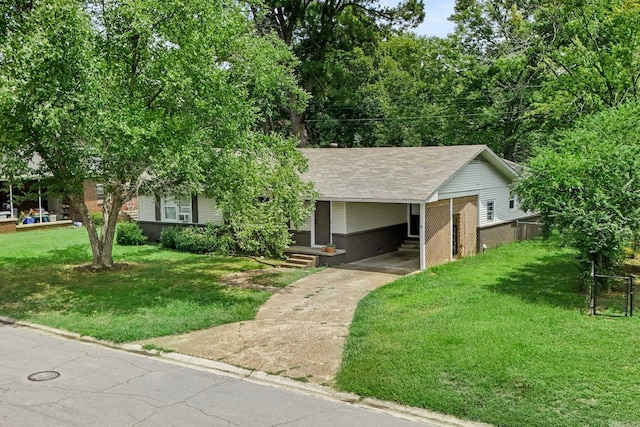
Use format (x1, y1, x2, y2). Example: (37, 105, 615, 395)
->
(282, 254, 318, 269)
(398, 239, 420, 252)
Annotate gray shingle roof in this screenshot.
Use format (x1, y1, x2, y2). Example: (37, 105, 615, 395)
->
(300, 145, 501, 202)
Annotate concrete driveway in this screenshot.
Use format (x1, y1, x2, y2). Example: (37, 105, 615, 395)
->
(141, 268, 399, 385)
(341, 251, 420, 275)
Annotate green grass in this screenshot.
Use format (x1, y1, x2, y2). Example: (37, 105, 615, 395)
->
(0, 227, 277, 342)
(337, 238, 640, 427)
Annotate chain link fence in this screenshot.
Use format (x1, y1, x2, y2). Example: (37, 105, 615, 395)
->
(590, 263, 636, 316)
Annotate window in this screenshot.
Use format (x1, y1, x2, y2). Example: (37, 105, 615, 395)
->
(162, 197, 192, 223)
(96, 184, 104, 204)
(509, 197, 515, 209)
(486, 200, 495, 221)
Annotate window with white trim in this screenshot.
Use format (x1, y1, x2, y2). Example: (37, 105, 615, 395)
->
(509, 197, 515, 209)
(486, 200, 495, 221)
(162, 197, 192, 223)
(96, 184, 104, 204)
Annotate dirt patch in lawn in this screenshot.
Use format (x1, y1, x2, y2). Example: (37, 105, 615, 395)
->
(219, 268, 291, 292)
(73, 263, 131, 272)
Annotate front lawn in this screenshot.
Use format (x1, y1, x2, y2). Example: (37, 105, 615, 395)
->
(0, 227, 306, 342)
(337, 239, 640, 427)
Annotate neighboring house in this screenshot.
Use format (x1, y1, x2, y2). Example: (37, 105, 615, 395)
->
(0, 179, 137, 233)
(47, 181, 104, 221)
(137, 145, 539, 270)
(1, 153, 138, 233)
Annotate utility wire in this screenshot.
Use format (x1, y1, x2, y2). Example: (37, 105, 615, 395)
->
(305, 111, 520, 123)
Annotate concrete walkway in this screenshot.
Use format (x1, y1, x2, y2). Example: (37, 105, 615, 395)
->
(141, 268, 399, 385)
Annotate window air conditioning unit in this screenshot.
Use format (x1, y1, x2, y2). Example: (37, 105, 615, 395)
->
(178, 213, 190, 222)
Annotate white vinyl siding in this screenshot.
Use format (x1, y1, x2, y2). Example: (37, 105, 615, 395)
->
(197, 197, 223, 224)
(345, 202, 406, 234)
(332, 201, 347, 234)
(439, 158, 507, 198)
(137, 195, 156, 222)
(476, 185, 528, 227)
(295, 214, 312, 232)
(439, 157, 528, 227)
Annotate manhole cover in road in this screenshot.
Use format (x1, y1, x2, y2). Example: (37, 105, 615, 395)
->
(28, 371, 60, 381)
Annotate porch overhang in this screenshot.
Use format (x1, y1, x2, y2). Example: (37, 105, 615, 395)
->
(313, 196, 426, 204)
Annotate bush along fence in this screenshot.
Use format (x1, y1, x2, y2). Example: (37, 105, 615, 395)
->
(589, 262, 636, 316)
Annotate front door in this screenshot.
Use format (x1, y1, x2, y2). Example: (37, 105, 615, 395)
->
(314, 201, 331, 246)
(409, 204, 420, 237)
(452, 214, 460, 257)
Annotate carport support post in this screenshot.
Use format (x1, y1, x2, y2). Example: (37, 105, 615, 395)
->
(449, 198, 453, 261)
(419, 202, 426, 270)
(9, 184, 14, 219)
(38, 186, 43, 223)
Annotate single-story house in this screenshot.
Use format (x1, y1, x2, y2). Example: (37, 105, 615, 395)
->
(137, 145, 540, 270)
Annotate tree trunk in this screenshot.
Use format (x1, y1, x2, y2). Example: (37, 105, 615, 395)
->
(291, 109, 307, 145)
(69, 188, 124, 270)
(101, 190, 122, 267)
(502, 115, 518, 161)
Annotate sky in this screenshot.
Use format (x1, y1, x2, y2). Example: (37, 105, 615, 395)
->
(379, 0, 457, 38)
(414, 0, 456, 38)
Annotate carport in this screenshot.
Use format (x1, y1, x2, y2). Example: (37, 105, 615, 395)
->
(342, 250, 420, 276)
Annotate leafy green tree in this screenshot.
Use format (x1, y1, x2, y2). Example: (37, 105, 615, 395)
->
(304, 1, 548, 156)
(448, 0, 640, 159)
(534, 0, 640, 126)
(514, 102, 640, 271)
(306, 34, 468, 147)
(204, 133, 316, 257)
(449, 0, 549, 160)
(250, 0, 425, 142)
(0, 0, 311, 269)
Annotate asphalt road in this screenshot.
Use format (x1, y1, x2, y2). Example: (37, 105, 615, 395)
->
(0, 324, 439, 427)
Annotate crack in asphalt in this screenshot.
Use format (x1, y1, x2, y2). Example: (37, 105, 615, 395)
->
(183, 400, 241, 426)
(271, 406, 339, 426)
(3, 389, 83, 407)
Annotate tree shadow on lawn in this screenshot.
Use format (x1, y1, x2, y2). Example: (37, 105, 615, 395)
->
(487, 252, 586, 311)
(0, 244, 163, 269)
(0, 247, 268, 318)
(0, 245, 91, 269)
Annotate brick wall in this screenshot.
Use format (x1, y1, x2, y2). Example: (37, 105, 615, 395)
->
(453, 196, 478, 258)
(83, 181, 101, 214)
(0, 219, 17, 234)
(425, 200, 450, 267)
(124, 197, 137, 211)
(425, 196, 479, 268)
(78, 182, 136, 220)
